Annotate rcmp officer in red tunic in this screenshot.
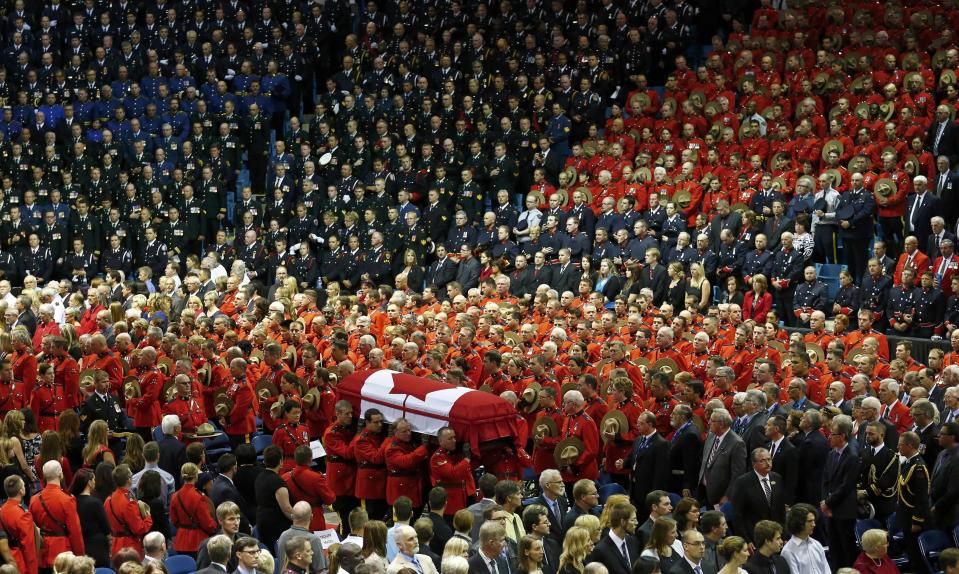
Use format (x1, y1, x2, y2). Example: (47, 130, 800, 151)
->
(323, 400, 358, 530)
(603, 377, 646, 488)
(170, 462, 218, 556)
(127, 346, 164, 440)
(0, 475, 37, 574)
(558, 390, 600, 484)
(284, 444, 336, 532)
(51, 337, 79, 410)
(0, 357, 24, 415)
(105, 464, 154, 558)
(271, 400, 311, 473)
(351, 408, 389, 521)
(31, 363, 60, 433)
(429, 426, 476, 517)
(29, 461, 84, 571)
(220, 358, 256, 448)
(384, 418, 430, 511)
(163, 374, 207, 434)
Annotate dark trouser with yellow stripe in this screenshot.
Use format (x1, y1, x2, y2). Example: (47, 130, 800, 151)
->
(228, 433, 250, 450)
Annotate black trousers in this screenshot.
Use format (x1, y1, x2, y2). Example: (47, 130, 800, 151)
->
(904, 529, 928, 574)
(878, 216, 904, 259)
(228, 433, 251, 450)
(841, 236, 871, 282)
(813, 227, 838, 263)
(363, 498, 390, 523)
(826, 516, 857, 570)
(248, 151, 268, 195)
(333, 494, 359, 534)
(774, 287, 796, 326)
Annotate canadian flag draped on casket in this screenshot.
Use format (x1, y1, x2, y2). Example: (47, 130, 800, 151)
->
(337, 369, 519, 450)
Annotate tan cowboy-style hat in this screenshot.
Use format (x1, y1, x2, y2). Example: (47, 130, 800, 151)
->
(560, 382, 579, 398)
(533, 416, 559, 438)
(878, 102, 895, 121)
(255, 378, 279, 400)
(529, 190, 546, 206)
(826, 169, 844, 189)
(521, 382, 542, 405)
(653, 358, 679, 379)
(554, 437, 585, 466)
(302, 387, 322, 410)
(574, 186, 593, 205)
(630, 92, 651, 111)
(552, 188, 570, 208)
(875, 178, 898, 198)
(282, 348, 298, 370)
(821, 139, 844, 162)
(730, 202, 750, 213)
(672, 189, 692, 209)
(157, 357, 174, 375)
(123, 376, 141, 399)
(192, 423, 224, 438)
(79, 369, 102, 392)
(601, 410, 629, 442)
(214, 391, 234, 417)
(161, 377, 179, 403)
(806, 342, 826, 363)
(197, 367, 212, 387)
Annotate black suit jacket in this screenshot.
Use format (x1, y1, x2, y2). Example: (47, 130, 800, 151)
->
(428, 512, 454, 555)
(769, 438, 799, 505)
(626, 432, 671, 510)
(669, 424, 703, 495)
(856, 419, 898, 453)
(587, 533, 642, 574)
(730, 471, 786, 542)
(210, 475, 251, 533)
(157, 434, 187, 488)
(552, 262, 582, 294)
(858, 444, 899, 518)
(531, 494, 569, 545)
(467, 551, 513, 574)
(906, 192, 941, 242)
(930, 448, 959, 529)
(926, 231, 958, 259)
(195, 565, 228, 574)
(822, 445, 859, 520)
(796, 430, 829, 504)
(925, 119, 959, 164)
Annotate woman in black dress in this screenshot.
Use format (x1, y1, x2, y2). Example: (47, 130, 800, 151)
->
(70, 468, 111, 567)
(233, 443, 262, 527)
(138, 470, 171, 540)
(254, 445, 294, 553)
(57, 410, 84, 473)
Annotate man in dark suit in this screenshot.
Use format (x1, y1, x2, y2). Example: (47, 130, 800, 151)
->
(637, 491, 673, 550)
(531, 469, 569, 545)
(926, 105, 959, 165)
(930, 422, 959, 530)
(427, 244, 458, 298)
(468, 474, 499, 541)
(194, 534, 233, 574)
(453, 244, 480, 291)
(858, 420, 899, 525)
(821, 415, 859, 570)
(909, 399, 942, 468)
(764, 415, 799, 506)
(552, 247, 581, 294)
(744, 521, 791, 574)
(426, 488, 454, 556)
(157, 414, 187, 488)
(729, 448, 786, 542)
(762, 200, 794, 252)
(933, 156, 959, 229)
(708, 200, 742, 252)
(622, 412, 670, 508)
(195, 504, 244, 572)
(906, 176, 941, 245)
(926, 217, 957, 259)
(669, 405, 703, 497)
(738, 389, 771, 455)
(637, 247, 669, 305)
(534, 137, 565, 186)
(796, 410, 831, 506)
(670, 529, 715, 574)
(699, 408, 747, 508)
(467, 521, 514, 574)
(587, 503, 643, 574)
(560, 480, 600, 534)
(210, 454, 251, 535)
(857, 397, 899, 450)
(522, 506, 561, 574)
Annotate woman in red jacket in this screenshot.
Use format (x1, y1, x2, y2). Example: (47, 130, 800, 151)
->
(170, 463, 218, 558)
(742, 274, 773, 321)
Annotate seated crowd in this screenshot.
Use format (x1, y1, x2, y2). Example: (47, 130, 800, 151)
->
(3, 0, 959, 573)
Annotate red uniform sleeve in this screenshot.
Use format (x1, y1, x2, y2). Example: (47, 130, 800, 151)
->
(19, 508, 37, 574)
(306, 469, 336, 504)
(575, 419, 600, 468)
(230, 386, 254, 425)
(386, 442, 429, 470)
(323, 428, 355, 460)
(125, 497, 153, 536)
(353, 435, 386, 464)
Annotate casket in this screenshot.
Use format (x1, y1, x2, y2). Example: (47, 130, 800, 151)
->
(337, 369, 519, 451)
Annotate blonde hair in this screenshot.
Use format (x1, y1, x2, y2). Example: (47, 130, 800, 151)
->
(442, 537, 470, 560)
(3, 410, 25, 438)
(54, 552, 76, 574)
(68, 555, 95, 574)
(599, 495, 632, 529)
(574, 514, 601, 542)
(82, 420, 110, 463)
(558, 527, 592, 573)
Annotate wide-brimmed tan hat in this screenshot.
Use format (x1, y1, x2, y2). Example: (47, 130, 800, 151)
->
(601, 410, 629, 442)
(554, 437, 585, 466)
(533, 416, 558, 438)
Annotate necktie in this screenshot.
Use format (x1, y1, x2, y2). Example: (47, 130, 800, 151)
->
(946, 410, 956, 424)
(694, 567, 703, 574)
(769, 441, 777, 460)
(706, 435, 721, 468)
(489, 559, 499, 574)
(620, 541, 629, 564)
(936, 122, 946, 153)
(762, 476, 772, 503)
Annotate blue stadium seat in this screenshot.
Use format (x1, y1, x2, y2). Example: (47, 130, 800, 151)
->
(252, 433, 273, 455)
(855, 519, 882, 548)
(164, 554, 196, 574)
(954, 524, 959, 547)
(598, 482, 627, 505)
(917, 530, 952, 574)
(95, 568, 116, 574)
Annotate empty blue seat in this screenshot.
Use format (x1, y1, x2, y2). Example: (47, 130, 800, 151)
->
(855, 519, 882, 548)
(917, 529, 952, 573)
(252, 433, 273, 455)
(95, 568, 116, 574)
(598, 482, 627, 505)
